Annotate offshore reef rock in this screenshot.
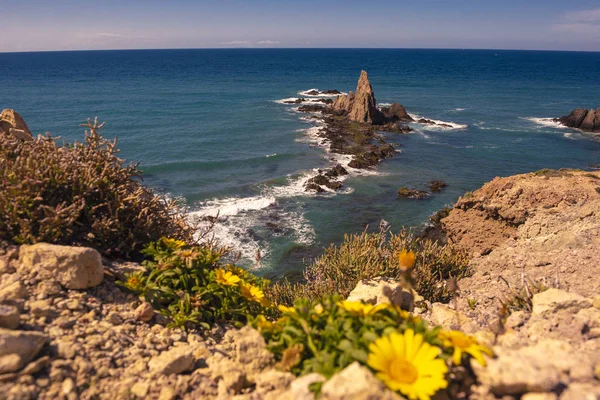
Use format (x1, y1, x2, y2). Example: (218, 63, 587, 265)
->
(429, 180, 448, 192)
(305, 174, 343, 192)
(555, 108, 600, 133)
(348, 71, 385, 125)
(381, 103, 413, 122)
(397, 187, 429, 200)
(332, 91, 355, 113)
(298, 104, 326, 113)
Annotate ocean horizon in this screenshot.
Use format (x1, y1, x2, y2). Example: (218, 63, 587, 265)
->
(2, 48, 599, 279)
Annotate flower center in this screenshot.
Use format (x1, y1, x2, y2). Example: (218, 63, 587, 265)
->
(452, 335, 472, 348)
(389, 358, 418, 384)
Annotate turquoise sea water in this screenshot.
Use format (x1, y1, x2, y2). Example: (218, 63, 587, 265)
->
(1, 49, 599, 278)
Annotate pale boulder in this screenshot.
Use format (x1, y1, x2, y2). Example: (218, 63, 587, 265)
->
(0, 328, 48, 373)
(532, 288, 592, 316)
(19, 243, 104, 289)
(320, 362, 403, 400)
(346, 277, 420, 311)
(0, 305, 20, 329)
(148, 345, 194, 375)
(0, 109, 32, 139)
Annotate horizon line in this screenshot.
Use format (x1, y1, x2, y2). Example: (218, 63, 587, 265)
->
(2, 46, 600, 55)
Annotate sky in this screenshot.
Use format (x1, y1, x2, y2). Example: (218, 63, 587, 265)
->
(2, 0, 600, 52)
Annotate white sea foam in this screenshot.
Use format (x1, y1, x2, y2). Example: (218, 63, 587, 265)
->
(409, 113, 468, 130)
(522, 117, 565, 129)
(274, 97, 333, 105)
(266, 153, 277, 158)
(298, 88, 348, 97)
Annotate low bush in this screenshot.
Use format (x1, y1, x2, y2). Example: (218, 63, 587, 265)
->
(0, 118, 192, 258)
(250, 296, 492, 399)
(119, 238, 272, 330)
(269, 227, 471, 306)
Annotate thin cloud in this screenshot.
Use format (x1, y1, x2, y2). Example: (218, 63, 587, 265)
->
(97, 32, 126, 38)
(220, 40, 250, 45)
(257, 40, 280, 45)
(564, 8, 600, 23)
(553, 8, 600, 35)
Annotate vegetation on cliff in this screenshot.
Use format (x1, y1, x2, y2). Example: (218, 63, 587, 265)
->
(0, 118, 193, 258)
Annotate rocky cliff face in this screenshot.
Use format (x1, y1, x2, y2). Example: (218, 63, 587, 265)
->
(438, 168, 600, 321)
(434, 169, 600, 399)
(556, 108, 600, 133)
(331, 71, 384, 125)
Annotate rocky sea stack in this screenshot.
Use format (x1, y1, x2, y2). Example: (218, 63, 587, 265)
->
(555, 108, 600, 133)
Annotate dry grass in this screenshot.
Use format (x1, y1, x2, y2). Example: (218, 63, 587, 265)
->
(268, 225, 471, 306)
(0, 118, 193, 258)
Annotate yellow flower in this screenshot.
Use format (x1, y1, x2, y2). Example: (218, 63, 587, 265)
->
(368, 329, 448, 400)
(439, 330, 494, 366)
(225, 264, 248, 278)
(277, 304, 297, 316)
(161, 237, 186, 250)
(398, 249, 416, 270)
(254, 315, 277, 332)
(314, 304, 324, 314)
(215, 269, 241, 286)
(240, 282, 272, 307)
(126, 274, 142, 290)
(175, 248, 198, 264)
(337, 301, 387, 317)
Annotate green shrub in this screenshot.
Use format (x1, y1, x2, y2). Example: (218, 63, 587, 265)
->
(119, 238, 272, 330)
(0, 118, 192, 258)
(269, 228, 471, 306)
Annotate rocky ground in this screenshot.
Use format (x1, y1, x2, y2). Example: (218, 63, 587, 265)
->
(2, 169, 600, 399)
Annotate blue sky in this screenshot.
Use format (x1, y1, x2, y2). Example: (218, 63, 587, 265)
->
(2, 0, 600, 52)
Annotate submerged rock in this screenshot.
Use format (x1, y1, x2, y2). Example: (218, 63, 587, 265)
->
(429, 180, 448, 192)
(397, 187, 429, 199)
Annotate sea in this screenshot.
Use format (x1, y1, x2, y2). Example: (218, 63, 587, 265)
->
(1, 48, 599, 280)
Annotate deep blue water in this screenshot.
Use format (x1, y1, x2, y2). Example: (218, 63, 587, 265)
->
(1, 49, 599, 278)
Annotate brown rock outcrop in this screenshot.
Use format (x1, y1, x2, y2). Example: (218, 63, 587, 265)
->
(381, 102, 413, 122)
(0, 109, 33, 141)
(332, 91, 354, 113)
(348, 71, 384, 125)
(556, 108, 600, 133)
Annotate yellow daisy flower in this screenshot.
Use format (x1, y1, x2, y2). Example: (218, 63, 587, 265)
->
(314, 304, 324, 314)
(240, 282, 272, 306)
(225, 264, 248, 278)
(175, 248, 198, 265)
(161, 237, 186, 250)
(254, 315, 276, 332)
(337, 300, 387, 317)
(398, 249, 416, 270)
(368, 329, 448, 400)
(215, 268, 241, 286)
(277, 304, 297, 316)
(439, 330, 494, 366)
